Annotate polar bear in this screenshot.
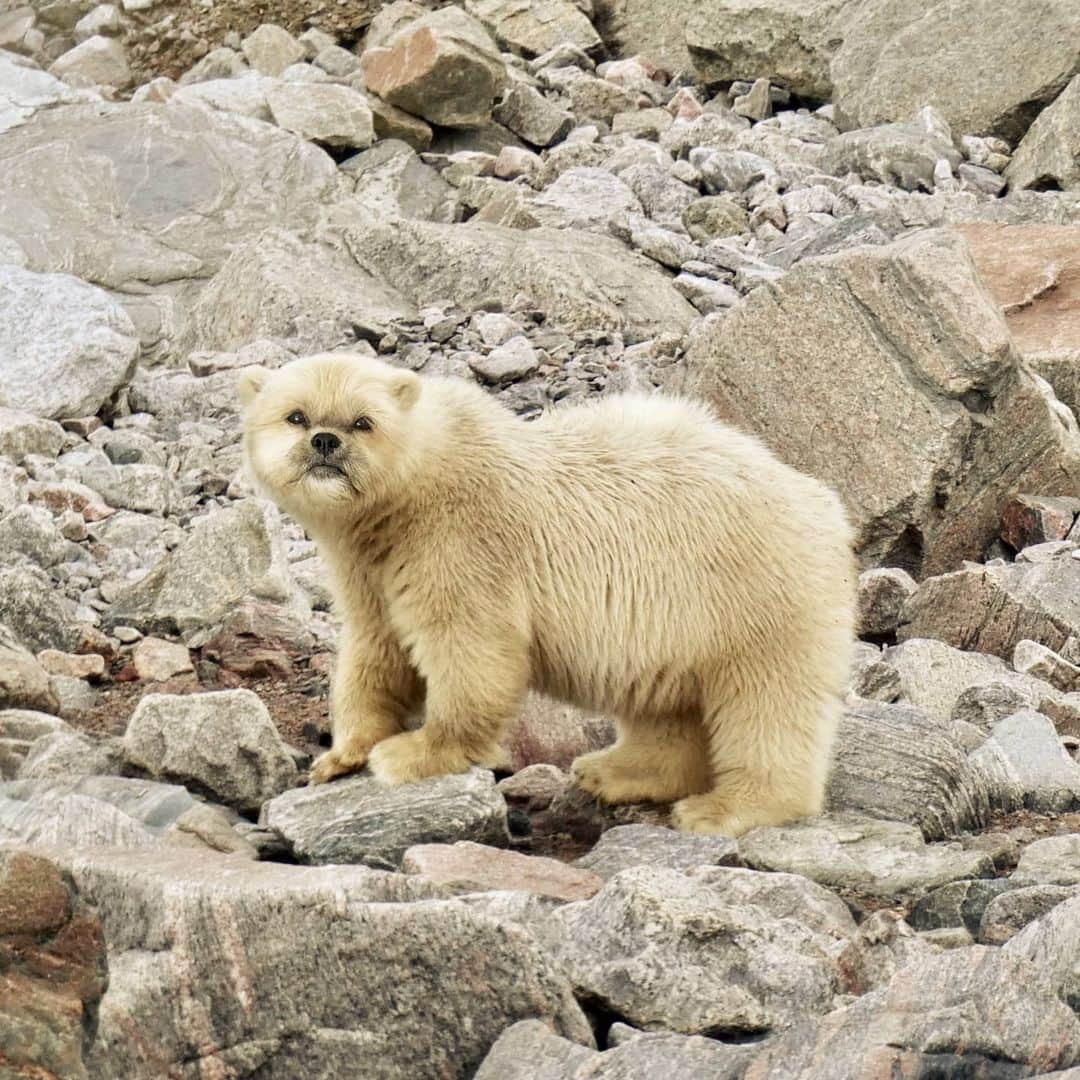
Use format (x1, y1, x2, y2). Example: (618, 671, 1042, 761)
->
(239, 352, 855, 835)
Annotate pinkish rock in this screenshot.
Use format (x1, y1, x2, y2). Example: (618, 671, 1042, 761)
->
(36, 649, 105, 681)
(132, 637, 193, 683)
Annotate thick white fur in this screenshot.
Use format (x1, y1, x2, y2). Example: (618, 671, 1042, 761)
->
(239, 352, 856, 836)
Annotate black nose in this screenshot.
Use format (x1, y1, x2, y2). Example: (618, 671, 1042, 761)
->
(311, 432, 341, 457)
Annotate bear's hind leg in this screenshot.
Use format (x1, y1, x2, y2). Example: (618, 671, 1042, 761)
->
(571, 714, 712, 805)
(671, 688, 838, 837)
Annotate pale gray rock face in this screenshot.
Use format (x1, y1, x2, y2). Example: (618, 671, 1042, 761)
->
(1007, 75, 1080, 192)
(45, 846, 593, 1079)
(981, 885, 1078, 945)
(343, 139, 458, 221)
(465, 0, 601, 57)
(265, 81, 375, 148)
(531, 167, 643, 231)
(0, 102, 347, 290)
(831, 0, 1080, 142)
(262, 768, 510, 869)
(0, 563, 82, 653)
(1011, 835, 1080, 888)
(18, 729, 123, 780)
(822, 123, 962, 192)
(575, 824, 740, 880)
(741, 813, 994, 899)
(124, 690, 299, 812)
(0, 265, 138, 420)
(0, 791, 157, 847)
(680, 229, 1080, 576)
(553, 865, 855, 1036)
(0, 50, 90, 135)
(1006, 891, 1080, 1013)
(104, 499, 307, 638)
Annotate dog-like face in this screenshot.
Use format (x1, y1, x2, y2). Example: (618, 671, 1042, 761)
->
(238, 353, 421, 526)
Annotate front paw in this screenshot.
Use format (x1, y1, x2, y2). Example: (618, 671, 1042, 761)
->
(367, 731, 469, 786)
(309, 745, 369, 785)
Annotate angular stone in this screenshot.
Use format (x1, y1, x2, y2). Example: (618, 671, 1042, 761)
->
(402, 841, 602, 900)
(131, 636, 193, 682)
(343, 139, 456, 222)
(911, 878, 1014, 936)
(124, 690, 298, 812)
(343, 218, 696, 341)
(981, 884, 1078, 945)
(833, 910, 943, 997)
(56, 845, 593, 1077)
(262, 768, 510, 869)
(827, 701, 994, 839)
(0, 790, 157, 848)
(493, 82, 574, 147)
(0, 408, 64, 464)
(469, 336, 540, 383)
(0, 265, 138, 420)
(1006, 891, 1080, 1014)
(679, 228, 1080, 575)
(685, 0, 846, 100)
(530, 166, 643, 231)
(899, 549, 1080, 660)
(751, 947, 1080, 1077)
(1008, 75, 1080, 192)
(1015, 639, 1080, 693)
(497, 764, 568, 810)
(674, 272, 740, 314)
(18, 728, 121, 780)
(822, 123, 962, 193)
(958, 224, 1080, 420)
(0, 563, 82, 653)
(265, 81, 375, 148)
(683, 195, 750, 240)
(105, 499, 306, 637)
(575, 823, 740, 880)
(0, 102, 347, 291)
(554, 865, 855, 1036)
(241, 23, 305, 77)
(831, 0, 1080, 143)
(362, 8, 507, 129)
(48, 34, 131, 90)
(857, 567, 916, 638)
(539, 65, 641, 124)
(465, 0, 600, 58)
(1011, 835, 1080, 888)
(741, 812, 993, 899)
(185, 228, 414, 356)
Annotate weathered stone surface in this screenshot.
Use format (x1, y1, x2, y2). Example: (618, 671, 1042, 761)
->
(741, 813, 993, 898)
(50, 846, 593, 1078)
(681, 228, 1080, 575)
(105, 499, 307, 637)
(899, 549, 1080, 661)
(0, 563, 82, 653)
(402, 841, 602, 900)
(748, 947, 1080, 1077)
(124, 690, 299, 812)
(265, 81, 375, 148)
(240, 23, 305, 77)
(0, 408, 64, 464)
(1011, 835, 1080, 888)
(554, 866, 854, 1036)
(0, 265, 138, 420)
(0, 846, 106, 1080)
(1002, 495, 1080, 552)
(497, 764, 568, 810)
(131, 636, 193, 682)
(0, 790, 157, 848)
(833, 910, 943, 997)
(344, 139, 456, 221)
(0, 49, 88, 135)
(185, 228, 414, 355)
(831, 0, 1080, 142)
(857, 567, 916, 638)
(972, 710, 1080, 812)
(1015, 640, 1080, 693)
(981, 884, 1078, 945)
(344, 218, 697, 341)
(531, 166, 643, 231)
(1006, 892, 1080, 1013)
(18, 729, 122, 780)
(0, 102, 347, 290)
(469, 336, 540, 383)
(493, 82, 574, 147)
(465, 0, 601, 58)
(171, 72, 273, 120)
(911, 878, 1014, 936)
(958, 224, 1080, 419)
(262, 768, 510, 869)
(0, 710, 69, 778)
(822, 123, 961, 192)
(826, 701, 994, 838)
(362, 7, 507, 129)
(1008, 75, 1080, 192)
(0, 629, 59, 714)
(685, 0, 846, 100)
(574, 823, 740, 880)
(49, 34, 131, 90)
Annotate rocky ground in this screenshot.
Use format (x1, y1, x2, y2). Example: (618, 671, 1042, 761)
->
(3, 0, 1080, 1077)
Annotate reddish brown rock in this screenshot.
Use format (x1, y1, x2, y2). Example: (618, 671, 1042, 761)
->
(503, 693, 614, 772)
(1001, 493, 1080, 551)
(403, 841, 603, 900)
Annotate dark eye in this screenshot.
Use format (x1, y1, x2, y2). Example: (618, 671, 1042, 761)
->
(286, 410, 307, 426)
(353, 416, 373, 432)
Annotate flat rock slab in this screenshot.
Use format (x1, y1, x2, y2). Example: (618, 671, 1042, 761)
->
(402, 840, 601, 900)
(740, 813, 994, 899)
(262, 768, 510, 869)
(574, 823, 741, 880)
(553, 865, 855, 1036)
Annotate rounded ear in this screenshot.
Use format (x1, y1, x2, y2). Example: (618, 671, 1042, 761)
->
(390, 369, 420, 411)
(237, 366, 270, 406)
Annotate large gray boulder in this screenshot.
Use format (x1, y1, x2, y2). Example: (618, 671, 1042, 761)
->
(342, 217, 697, 341)
(0, 265, 138, 419)
(262, 768, 511, 869)
(0, 101, 347, 290)
(465, 0, 601, 58)
(679, 228, 1080, 575)
(50, 846, 594, 1078)
(830, 0, 1080, 142)
(553, 865, 855, 1036)
(1007, 75, 1080, 193)
(104, 499, 308, 637)
(1006, 892, 1080, 1014)
(0, 50, 91, 135)
(124, 690, 299, 813)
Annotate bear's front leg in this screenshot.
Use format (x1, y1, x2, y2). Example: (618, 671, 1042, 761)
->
(367, 621, 527, 786)
(310, 619, 422, 784)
